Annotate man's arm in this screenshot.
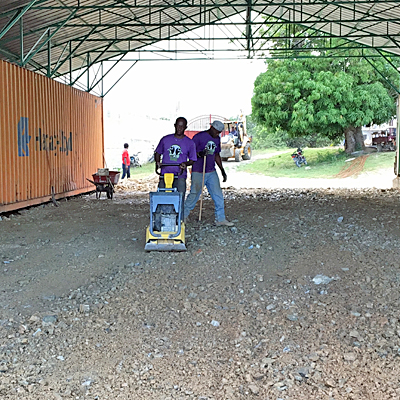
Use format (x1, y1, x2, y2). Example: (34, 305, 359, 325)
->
(179, 160, 194, 169)
(154, 137, 164, 168)
(215, 154, 227, 182)
(181, 139, 197, 169)
(155, 152, 161, 168)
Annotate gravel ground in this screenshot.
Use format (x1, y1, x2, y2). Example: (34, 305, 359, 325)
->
(1, 170, 400, 400)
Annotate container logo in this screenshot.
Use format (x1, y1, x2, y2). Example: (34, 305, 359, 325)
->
(17, 117, 31, 157)
(35, 128, 73, 156)
(17, 116, 73, 157)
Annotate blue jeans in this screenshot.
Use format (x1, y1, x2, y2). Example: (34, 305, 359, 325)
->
(184, 171, 226, 222)
(121, 163, 130, 179)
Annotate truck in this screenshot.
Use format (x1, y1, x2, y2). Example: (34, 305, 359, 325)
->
(371, 130, 396, 151)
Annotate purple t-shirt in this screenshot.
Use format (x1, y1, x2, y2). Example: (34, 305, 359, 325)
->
(191, 131, 221, 173)
(155, 134, 197, 179)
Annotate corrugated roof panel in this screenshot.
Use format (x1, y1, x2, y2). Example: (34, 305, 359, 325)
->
(252, 2, 400, 53)
(1, 0, 400, 80)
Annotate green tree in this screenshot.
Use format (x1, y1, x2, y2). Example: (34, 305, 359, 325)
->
(252, 34, 397, 153)
(247, 114, 334, 149)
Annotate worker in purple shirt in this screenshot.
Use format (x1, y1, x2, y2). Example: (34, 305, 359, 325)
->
(184, 120, 234, 227)
(154, 117, 197, 216)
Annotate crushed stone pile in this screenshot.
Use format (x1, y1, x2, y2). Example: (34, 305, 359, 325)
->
(0, 187, 400, 399)
(116, 174, 159, 193)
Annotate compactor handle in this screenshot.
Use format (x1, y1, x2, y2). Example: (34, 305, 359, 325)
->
(155, 163, 184, 176)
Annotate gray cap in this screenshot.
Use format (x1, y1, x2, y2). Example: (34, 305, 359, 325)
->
(211, 120, 224, 132)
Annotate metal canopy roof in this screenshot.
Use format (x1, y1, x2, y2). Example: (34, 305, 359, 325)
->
(1, 1, 400, 95)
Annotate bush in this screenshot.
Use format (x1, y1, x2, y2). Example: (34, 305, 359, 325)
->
(247, 115, 343, 149)
(252, 128, 288, 149)
(285, 134, 338, 149)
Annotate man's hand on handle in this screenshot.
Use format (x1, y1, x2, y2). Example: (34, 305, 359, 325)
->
(198, 148, 209, 158)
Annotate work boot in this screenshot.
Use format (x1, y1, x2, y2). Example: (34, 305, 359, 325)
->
(215, 219, 234, 227)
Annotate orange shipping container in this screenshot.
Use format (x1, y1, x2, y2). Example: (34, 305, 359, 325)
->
(0, 60, 104, 213)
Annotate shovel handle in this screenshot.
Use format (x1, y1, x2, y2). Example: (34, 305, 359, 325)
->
(198, 155, 207, 221)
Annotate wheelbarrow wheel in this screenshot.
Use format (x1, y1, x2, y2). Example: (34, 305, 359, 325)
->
(107, 186, 113, 199)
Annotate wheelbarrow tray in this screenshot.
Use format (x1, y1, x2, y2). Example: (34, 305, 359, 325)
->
(92, 171, 120, 184)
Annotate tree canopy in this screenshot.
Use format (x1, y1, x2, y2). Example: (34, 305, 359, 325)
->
(252, 58, 395, 138)
(251, 29, 398, 152)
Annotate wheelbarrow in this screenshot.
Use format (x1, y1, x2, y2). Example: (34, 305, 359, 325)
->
(86, 171, 120, 199)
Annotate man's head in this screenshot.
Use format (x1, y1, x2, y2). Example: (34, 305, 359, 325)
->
(210, 120, 224, 137)
(174, 117, 188, 137)
(124, 143, 129, 149)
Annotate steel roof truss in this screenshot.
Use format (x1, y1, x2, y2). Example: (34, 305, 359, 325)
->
(89, 54, 125, 92)
(2, 0, 400, 94)
(102, 59, 138, 97)
(22, 8, 77, 67)
(363, 55, 400, 95)
(51, 26, 98, 76)
(9, 4, 398, 69)
(374, 47, 400, 78)
(0, 0, 38, 41)
(50, 40, 69, 78)
(64, 3, 234, 67)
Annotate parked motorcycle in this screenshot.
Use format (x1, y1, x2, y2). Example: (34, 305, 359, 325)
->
(148, 145, 155, 163)
(291, 148, 307, 167)
(130, 152, 142, 168)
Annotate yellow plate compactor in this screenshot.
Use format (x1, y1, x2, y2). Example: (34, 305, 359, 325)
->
(145, 164, 186, 251)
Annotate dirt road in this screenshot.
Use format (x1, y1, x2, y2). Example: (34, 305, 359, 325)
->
(1, 168, 400, 399)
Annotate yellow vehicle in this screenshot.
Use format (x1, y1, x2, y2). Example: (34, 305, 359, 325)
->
(220, 115, 252, 162)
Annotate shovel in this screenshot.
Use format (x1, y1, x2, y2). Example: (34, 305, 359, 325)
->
(198, 154, 207, 221)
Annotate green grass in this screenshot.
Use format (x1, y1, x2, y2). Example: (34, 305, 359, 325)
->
(123, 150, 396, 180)
(129, 162, 156, 179)
(237, 147, 393, 178)
(251, 148, 285, 157)
(363, 152, 396, 172)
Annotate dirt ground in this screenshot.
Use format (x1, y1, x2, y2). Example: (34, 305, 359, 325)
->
(1, 167, 400, 400)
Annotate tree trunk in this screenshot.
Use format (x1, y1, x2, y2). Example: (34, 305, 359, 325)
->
(344, 126, 365, 154)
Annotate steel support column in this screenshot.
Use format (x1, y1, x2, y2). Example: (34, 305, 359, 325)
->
(101, 61, 104, 97)
(69, 41, 72, 85)
(87, 53, 90, 92)
(47, 30, 51, 77)
(396, 95, 400, 176)
(19, 17, 23, 65)
(246, 0, 253, 58)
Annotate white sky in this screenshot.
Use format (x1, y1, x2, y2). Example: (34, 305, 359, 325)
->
(103, 58, 266, 122)
(102, 10, 268, 122)
(100, 15, 268, 168)
(102, 57, 266, 168)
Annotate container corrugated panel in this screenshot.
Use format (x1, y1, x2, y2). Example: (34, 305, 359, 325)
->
(0, 60, 104, 212)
